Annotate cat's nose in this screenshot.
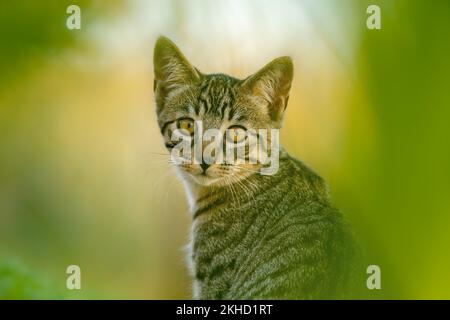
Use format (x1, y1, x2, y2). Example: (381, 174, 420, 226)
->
(200, 163, 210, 172)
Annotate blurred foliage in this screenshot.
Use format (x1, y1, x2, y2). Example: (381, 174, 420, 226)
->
(347, 0, 450, 299)
(0, 0, 124, 80)
(0, 260, 62, 299)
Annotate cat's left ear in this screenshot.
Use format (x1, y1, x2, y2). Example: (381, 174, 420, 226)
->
(242, 57, 293, 126)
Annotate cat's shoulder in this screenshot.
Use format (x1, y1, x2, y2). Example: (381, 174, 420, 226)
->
(280, 150, 330, 200)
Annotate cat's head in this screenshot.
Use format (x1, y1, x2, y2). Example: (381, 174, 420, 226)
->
(153, 36, 293, 187)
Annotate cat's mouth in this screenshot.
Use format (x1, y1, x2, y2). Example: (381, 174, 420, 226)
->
(175, 164, 229, 186)
(176, 163, 257, 187)
(190, 173, 221, 186)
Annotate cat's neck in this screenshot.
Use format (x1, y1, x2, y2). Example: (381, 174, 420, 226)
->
(182, 175, 261, 214)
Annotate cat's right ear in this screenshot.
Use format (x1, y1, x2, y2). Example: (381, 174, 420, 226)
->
(153, 36, 201, 112)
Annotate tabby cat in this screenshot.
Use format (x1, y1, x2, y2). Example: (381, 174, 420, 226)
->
(153, 36, 358, 299)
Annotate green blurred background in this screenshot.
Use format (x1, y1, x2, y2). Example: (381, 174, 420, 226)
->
(0, 0, 449, 299)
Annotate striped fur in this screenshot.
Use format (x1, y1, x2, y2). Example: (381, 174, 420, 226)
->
(153, 36, 358, 299)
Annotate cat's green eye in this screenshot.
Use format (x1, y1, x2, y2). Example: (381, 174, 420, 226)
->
(227, 125, 247, 144)
(177, 118, 195, 135)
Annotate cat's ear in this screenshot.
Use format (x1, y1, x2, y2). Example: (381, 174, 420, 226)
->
(153, 36, 201, 111)
(242, 57, 293, 125)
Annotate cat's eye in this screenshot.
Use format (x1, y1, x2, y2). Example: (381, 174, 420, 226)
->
(227, 125, 247, 144)
(177, 118, 195, 135)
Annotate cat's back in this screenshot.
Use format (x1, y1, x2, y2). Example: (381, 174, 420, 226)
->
(227, 153, 358, 299)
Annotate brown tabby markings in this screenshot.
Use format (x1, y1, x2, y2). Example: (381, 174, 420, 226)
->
(153, 36, 358, 299)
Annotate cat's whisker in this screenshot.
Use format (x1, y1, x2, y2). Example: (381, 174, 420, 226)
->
(240, 179, 257, 200)
(234, 178, 252, 203)
(147, 151, 171, 156)
(234, 165, 262, 175)
(242, 176, 259, 191)
(226, 175, 240, 208)
(238, 174, 258, 203)
(142, 159, 173, 174)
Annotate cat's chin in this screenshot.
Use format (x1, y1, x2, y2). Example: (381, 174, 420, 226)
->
(188, 174, 222, 187)
(176, 169, 222, 187)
